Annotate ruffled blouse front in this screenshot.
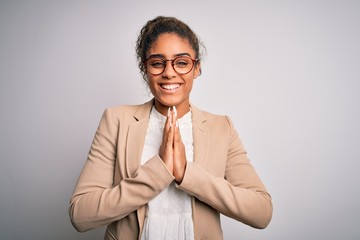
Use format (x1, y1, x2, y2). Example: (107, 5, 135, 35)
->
(140, 107, 194, 240)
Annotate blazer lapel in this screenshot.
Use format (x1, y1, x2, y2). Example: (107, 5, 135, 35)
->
(191, 103, 209, 168)
(126, 99, 153, 177)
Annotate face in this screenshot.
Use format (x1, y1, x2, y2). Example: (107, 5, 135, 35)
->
(145, 33, 201, 117)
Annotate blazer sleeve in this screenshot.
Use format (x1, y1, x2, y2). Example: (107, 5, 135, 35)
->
(177, 116, 273, 229)
(69, 108, 174, 232)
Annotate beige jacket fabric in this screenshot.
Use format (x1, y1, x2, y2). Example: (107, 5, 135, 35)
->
(69, 99, 272, 240)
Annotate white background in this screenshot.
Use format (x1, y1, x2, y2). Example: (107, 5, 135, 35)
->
(1, 1, 359, 239)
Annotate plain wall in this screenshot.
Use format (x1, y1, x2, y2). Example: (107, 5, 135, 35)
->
(1, 0, 359, 239)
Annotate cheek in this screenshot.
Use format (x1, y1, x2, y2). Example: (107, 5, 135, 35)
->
(147, 78, 159, 91)
(183, 77, 195, 89)
(145, 74, 154, 84)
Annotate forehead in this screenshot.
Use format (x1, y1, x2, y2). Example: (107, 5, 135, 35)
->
(147, 33, 195, 58)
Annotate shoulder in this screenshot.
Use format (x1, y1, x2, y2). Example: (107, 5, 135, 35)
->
(192, 106, 237, 141)
(192, 106, 241, 149)
(107, 104, 143, 116)
(192, 105, 234, 129)
(105, 100, 153, 118)
(99, 100, 153, 125)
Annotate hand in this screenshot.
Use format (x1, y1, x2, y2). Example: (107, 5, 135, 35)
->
(159, 109, 174, 174)
(159, 107, 187, 183)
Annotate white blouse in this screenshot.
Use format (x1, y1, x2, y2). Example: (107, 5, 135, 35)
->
(140, 107, 194, 240)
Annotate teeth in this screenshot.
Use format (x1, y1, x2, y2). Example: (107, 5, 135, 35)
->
(161, 84, 179, 90)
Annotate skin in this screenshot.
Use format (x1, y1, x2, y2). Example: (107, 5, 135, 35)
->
(145, 33, 201, 183)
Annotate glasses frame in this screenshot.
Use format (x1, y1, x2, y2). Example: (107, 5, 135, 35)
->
(144, 56, 198, 76)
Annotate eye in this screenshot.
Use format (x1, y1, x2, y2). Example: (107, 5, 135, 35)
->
(174, 58, 190, 68)
(148, 59, 165, 68)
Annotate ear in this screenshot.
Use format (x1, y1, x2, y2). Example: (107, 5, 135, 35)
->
(193, 62, 201, 79)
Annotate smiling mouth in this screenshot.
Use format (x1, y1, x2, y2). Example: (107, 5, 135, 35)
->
(161, 84, 180, 90)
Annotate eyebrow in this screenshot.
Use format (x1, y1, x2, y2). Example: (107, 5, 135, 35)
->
(147, 52, 192, 59)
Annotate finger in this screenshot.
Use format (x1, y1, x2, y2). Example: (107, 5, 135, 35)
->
(174, 125, 185, 163)
(162, 107, 171, 141)
(160, 108, 175, 172)
(173, 105, 177, 119)
(173, 126, 186, 183)
(174, 122, 181, 144)
(165, 109, 175, 147)
(167, 122, 174, 147)
(172, 106, 178, 128)
(166, 107, 173, 129)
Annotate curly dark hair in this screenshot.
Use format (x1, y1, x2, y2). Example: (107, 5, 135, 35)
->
(136, 16, 204, 81)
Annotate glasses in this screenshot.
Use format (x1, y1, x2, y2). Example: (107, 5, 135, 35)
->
(144, 56, 198, 75)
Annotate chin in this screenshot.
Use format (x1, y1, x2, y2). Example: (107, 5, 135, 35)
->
(160, 100, 177, 108)
(157, 98, 180, 108)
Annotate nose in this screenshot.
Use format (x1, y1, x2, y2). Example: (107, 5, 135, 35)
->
(162, 61, 177, 78)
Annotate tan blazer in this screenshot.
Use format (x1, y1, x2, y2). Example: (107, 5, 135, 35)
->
(69, 99, 272, 240)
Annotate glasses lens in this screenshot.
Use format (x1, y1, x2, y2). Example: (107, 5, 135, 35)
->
(174, 57, 194, 74)
(146, 58, 165, 75)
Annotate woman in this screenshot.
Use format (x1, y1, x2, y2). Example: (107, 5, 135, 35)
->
(69, 16, 272, 240)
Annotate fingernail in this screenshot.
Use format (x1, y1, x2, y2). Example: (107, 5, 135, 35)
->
(167, 107, 171, 117)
